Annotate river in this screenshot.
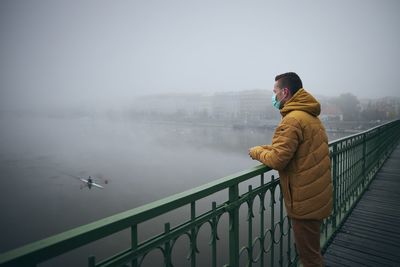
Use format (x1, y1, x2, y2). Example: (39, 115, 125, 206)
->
(0, 115, 349, 266)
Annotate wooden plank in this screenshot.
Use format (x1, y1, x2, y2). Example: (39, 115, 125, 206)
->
(331, 236, 400, 262)
(324, 144, 400, 266)
(325, 244, 396, 266)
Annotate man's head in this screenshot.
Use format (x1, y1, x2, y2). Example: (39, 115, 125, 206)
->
(273, 72, 303, 109)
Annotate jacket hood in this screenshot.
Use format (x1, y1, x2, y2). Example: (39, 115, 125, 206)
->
(280, 88, 321, 117)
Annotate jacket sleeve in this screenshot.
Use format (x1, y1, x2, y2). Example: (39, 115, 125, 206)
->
(255, 117, 303, 171)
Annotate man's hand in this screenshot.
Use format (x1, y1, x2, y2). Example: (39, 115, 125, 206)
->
(248, 146, 264, 160)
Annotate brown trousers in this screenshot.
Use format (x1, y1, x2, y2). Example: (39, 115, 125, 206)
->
(291, 218, 324, 267)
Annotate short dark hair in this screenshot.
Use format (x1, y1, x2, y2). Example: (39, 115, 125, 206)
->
(275, 72, 303, 95)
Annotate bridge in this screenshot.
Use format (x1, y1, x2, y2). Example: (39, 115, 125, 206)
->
(323, 139, 400, 266)
(1, 120, 399, 267)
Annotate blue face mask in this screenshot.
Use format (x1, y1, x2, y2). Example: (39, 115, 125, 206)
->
(272, 93, 281, 109)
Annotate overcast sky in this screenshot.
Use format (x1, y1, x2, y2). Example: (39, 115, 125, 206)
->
(1, 0, 400, 109)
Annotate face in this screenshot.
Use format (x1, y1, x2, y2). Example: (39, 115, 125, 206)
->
(273, 81, 288, 103)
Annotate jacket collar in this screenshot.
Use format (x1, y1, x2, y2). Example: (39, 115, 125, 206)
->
(280, 88, 321, 117)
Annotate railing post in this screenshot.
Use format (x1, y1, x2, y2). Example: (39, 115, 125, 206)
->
(332, 144, 337, 230)
(247, 185, 253, 267)
(279, 187, 284, 267)
(164, 223, 172, 267)
(259, 174, 265, 267)
(190, 201, 197, 267)
(228, 184, 239, 267)
(376, 126, 380, 167)
(362, 133, 367, 189)
(287, 218, 292, 266)
(131, 224, 138, 267)
(270, 175, 275, 267)
(211, 202, 218, 267)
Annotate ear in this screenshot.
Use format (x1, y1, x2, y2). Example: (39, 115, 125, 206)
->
(282, 88, 291, 101)
(282, 87, 289, 97)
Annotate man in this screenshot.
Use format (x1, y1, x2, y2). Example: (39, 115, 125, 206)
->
(249, 72, 332, 267)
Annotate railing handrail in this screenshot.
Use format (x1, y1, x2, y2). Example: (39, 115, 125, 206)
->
(0, 164, 270, 265)
(328, 119, 397, 145)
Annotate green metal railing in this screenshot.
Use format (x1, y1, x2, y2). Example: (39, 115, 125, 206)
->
(322, 119, 400, 252)
(1, 120, 400, 267)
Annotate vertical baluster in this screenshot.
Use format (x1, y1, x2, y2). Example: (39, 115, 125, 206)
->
(358, 137, 362, 195)
(353, 139, 356, 200)
(373, 129, 376, 174)
(365, 133, 368, 177)
(370, 130, 374, 174)
(228, 184, 239, 267)
(355, 138, 358, 197)
(270, 175, 275, 267)
(372, 129, 376, 174)
(336, 143, 340, 219)
(345, 141, 349, 210)
(368, 131, 372, 178)
(364, 135, 367, 179)
(355, 137, 357, 191)
(338, 143, 343, 221)
(360, 135, 364, 191)
(365, 133, 369, 179)
(356, 138, 359, 197)
(346, 139, 352, 206)
(347, 140, 350, 204)
(324, 217, 328, 244)
(344, 142, 347, 209)
(358, 134, 365, 191)
(344, 141, 350, 205)
(332, 144, 337, 231)
(350, 139, 354, 203)
(342, 143, 346, 214)
(342, 142, 346, 210)
(348, 140, 352, 203)
(259, 174, 265, 267)
(357, 137, 361, 194)
(131, 224, 138, 267)
(247, 185, 253, 267)
(353, 138, 356, 196)
(354, 139, 357, 201)
(385, 124, 390, 157)
(378, 126, 382, 166)
(376, 128, 379, 172)
(349, 140, 352, 206)
(164, 223, 172, 267)
(279, 187, 283, 267)
(190, 202, 197, 267)
(211, 202, 217, 267)
(287, 217, 292, 266)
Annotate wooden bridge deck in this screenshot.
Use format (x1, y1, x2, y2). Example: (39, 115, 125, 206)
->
(324, 144, 400, 266)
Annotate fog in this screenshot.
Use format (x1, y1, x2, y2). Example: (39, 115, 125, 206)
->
(1, 0, 400, 111)
(0, 1, 399, 265)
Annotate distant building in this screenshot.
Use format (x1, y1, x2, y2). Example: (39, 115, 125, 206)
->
(238, 89, 274, 121)
(130, 89, 283, 123)
(133, 93, 209, 116)
(211, 92, 240, 120)
(359, 97, 400, 121)
(321, 103, 343, 121)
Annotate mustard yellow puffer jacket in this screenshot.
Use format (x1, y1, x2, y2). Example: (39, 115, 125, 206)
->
(250, 88, 333, 220)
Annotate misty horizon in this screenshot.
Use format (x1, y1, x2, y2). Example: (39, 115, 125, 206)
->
(1, 88, 399, 113)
